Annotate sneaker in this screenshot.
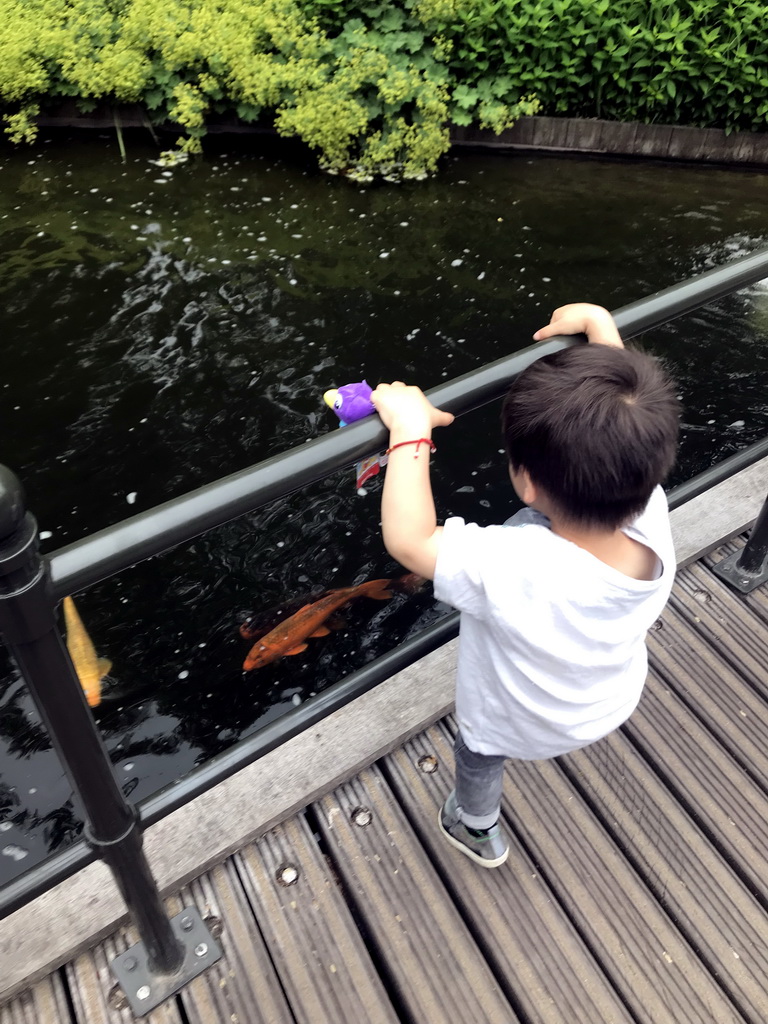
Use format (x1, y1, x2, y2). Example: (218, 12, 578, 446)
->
(438, 791, 509, 868)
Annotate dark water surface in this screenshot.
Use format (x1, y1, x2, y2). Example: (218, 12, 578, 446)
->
(1, 133, 767, 885)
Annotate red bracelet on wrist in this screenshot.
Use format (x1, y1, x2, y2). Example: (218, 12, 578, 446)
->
(385, 438, 436, 458)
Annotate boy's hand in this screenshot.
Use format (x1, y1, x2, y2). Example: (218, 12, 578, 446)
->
(533, 303, 624, 348)
(371, 381, 454, 437)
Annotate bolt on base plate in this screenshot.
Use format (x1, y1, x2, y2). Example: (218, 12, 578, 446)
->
(110, 906, 222, 1017)
(711, 549, 768, 593)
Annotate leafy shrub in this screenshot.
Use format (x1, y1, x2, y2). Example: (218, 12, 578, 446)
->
(439, 0, 768, 131)
(0, 0, 765, 179)
(0, 0, 538, 177)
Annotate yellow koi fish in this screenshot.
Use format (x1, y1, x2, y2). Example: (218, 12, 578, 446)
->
(62, 596, 111, 707)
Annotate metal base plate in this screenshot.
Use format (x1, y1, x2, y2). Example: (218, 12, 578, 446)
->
(110, 906, 222, 1017)
(711, 549, 768, 593)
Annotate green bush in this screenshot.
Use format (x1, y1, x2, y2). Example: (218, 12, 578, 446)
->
(0, 0, 538, 177)
(439, 0, 768, 130)
(0, 0, 536, 178)
(0, 0, 765, 179)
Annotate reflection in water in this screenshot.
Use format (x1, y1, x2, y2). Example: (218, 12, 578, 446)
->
(0, 668, 51, 758)
(1, 134, 767, 885)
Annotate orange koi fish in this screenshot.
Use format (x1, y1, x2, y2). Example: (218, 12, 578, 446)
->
(239, 574, 425, 643)
(243, 577, 395, 671)
(239, 592, 332, 641)
(62, 596, 112, 707)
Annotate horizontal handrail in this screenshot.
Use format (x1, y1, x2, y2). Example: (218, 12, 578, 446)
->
(49, 246, 768, 598)
(667, 435, 768, 510)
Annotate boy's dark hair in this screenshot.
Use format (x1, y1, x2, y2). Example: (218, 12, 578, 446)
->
(501, 344, 679, 529)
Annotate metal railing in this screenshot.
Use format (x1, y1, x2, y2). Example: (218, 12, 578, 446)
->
(2, 245, 768, 1011)
(47, 245, 768, 597)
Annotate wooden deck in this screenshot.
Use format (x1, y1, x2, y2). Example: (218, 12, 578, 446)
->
(4, 533, 768, 1024)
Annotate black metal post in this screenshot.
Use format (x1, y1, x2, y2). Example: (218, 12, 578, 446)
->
(0, 466, 185, 976)
(0, 467, 223, 1014)
(736, 494, 768, 574)
(712, 490, 768, 593)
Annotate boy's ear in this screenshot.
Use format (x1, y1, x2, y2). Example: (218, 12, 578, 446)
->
(521, 472, 538, 506)
(509, 463, 538, 505)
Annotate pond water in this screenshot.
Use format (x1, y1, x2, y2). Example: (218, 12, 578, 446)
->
(1, 131, 768, 887)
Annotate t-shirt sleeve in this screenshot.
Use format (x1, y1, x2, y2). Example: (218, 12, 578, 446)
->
(627, 485, 672, 548)
(434, 517, 495, 617)
(622, 484, 675, 579)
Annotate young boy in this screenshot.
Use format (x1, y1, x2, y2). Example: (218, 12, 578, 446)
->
(370, 303, 680, 868)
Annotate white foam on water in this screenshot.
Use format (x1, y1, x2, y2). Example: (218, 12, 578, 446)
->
(2, 844, 28, 861)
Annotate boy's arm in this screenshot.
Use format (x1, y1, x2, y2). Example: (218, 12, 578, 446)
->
(370, 382, 454, 580)
(533, 302, 624, 348)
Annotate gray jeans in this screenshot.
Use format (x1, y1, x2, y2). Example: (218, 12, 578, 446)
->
(454, 730, 507, 830)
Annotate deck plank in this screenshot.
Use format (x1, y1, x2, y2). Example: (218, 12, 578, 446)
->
(484, 725, 747, 1024)
(233, 814, 400, 1024)
(564, 729, 768, 1022)
(647, 604, 768, 785)
(624, 669, 768, 895)
(65, 927, 184, 1024)
(382, 722, 629, 1024)
(168, 863, 295, 1024)
(0, 974, 71, 1024)
(316, 765, 523, 1024)
(670, 560, 768, 697)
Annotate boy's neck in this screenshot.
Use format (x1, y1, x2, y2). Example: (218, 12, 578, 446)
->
(530, 495, 610, 548)
(549, 517, 621, 552)
(546, 512, 658, 582)
(530, 495, 658, 581)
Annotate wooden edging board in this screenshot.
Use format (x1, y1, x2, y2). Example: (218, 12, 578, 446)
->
(450, 116, 768, 167)
(1, 454, 768, 1002)
(31, 105, 768, 168)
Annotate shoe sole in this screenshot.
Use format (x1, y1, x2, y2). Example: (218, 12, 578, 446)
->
(437, 806, 509, 868)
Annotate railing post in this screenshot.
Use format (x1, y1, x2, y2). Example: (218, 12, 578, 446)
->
(711, 490, 768, 593)
(0, 466, 221, 1015)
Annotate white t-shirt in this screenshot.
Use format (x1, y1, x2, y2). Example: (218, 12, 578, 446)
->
(433, 486, 675, 759)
